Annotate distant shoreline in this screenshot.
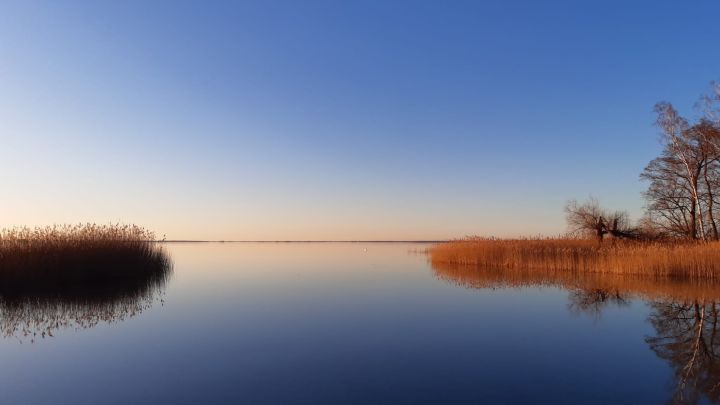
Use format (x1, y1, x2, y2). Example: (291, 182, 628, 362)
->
(160, 240, 447, 243)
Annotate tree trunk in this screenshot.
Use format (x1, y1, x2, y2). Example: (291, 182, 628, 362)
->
(595, 216, 606, 244)
(704, 163, 719, 240)
(696, 191, 707, 241)
(691, 173, 707, 241)
(690, 200, 698, 240)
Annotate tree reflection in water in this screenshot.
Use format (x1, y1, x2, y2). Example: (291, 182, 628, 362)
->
(567, 287, 630, 318)
(0, 252, 172, 343)
(431, 262, 720, 404)
(646, 300, 720, 404)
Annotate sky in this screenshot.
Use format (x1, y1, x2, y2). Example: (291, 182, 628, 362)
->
(1, 0, 719, 240)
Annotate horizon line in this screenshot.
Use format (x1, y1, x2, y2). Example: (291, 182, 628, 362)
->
(159, 240, 449, 243)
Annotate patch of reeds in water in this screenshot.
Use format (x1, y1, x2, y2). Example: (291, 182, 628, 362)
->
(430, 237, 720, 281)
(0, 224, 172, 341)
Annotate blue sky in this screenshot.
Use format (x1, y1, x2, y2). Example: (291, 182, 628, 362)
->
(1, 0, 719, 240)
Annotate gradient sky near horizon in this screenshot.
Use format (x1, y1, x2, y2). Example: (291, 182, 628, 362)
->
(1, 1, 719, 240)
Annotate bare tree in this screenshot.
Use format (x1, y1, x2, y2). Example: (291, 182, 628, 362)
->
(565, 198, 633, 243)
(642, 98, 720, 241)
(658, 102, 706, 240)
(567, 82, 720, 242)
(642, 154, 697, 238)
(698, 81, 720, 132)
(695, 120, 720, 240)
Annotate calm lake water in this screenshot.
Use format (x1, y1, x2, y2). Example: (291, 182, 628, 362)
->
(0, 242, 716, 404)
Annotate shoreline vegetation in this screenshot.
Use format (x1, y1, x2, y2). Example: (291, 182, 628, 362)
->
(429, 238, 720, 281)
(431, 81, 720, 282)
(0, 224, 172, 342)
(0, 224, 172, 298)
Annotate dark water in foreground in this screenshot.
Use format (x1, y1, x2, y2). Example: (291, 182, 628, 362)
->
(0, 242, 717, 404)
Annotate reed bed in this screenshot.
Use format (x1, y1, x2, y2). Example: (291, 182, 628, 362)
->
(0, 224, 172, 298)
(429, 237, 720, 281)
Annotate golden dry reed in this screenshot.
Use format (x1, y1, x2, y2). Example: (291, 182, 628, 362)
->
(0, 223, 171, 298)
(429, 237, 720, 282)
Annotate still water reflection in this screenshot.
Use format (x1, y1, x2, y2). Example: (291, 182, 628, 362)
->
(434, 263, 720, 404)
(0, 268, 171, 343)
(0, 243, 718, 404)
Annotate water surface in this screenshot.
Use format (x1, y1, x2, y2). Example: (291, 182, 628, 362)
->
(0, 243, 715, 404)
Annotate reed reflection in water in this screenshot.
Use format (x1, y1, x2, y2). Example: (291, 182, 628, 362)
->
(0, 249, 173, 343)
(431, 261, 720, 404)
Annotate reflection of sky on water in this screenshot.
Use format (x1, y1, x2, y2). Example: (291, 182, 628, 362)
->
(0, 243, 705, 404)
